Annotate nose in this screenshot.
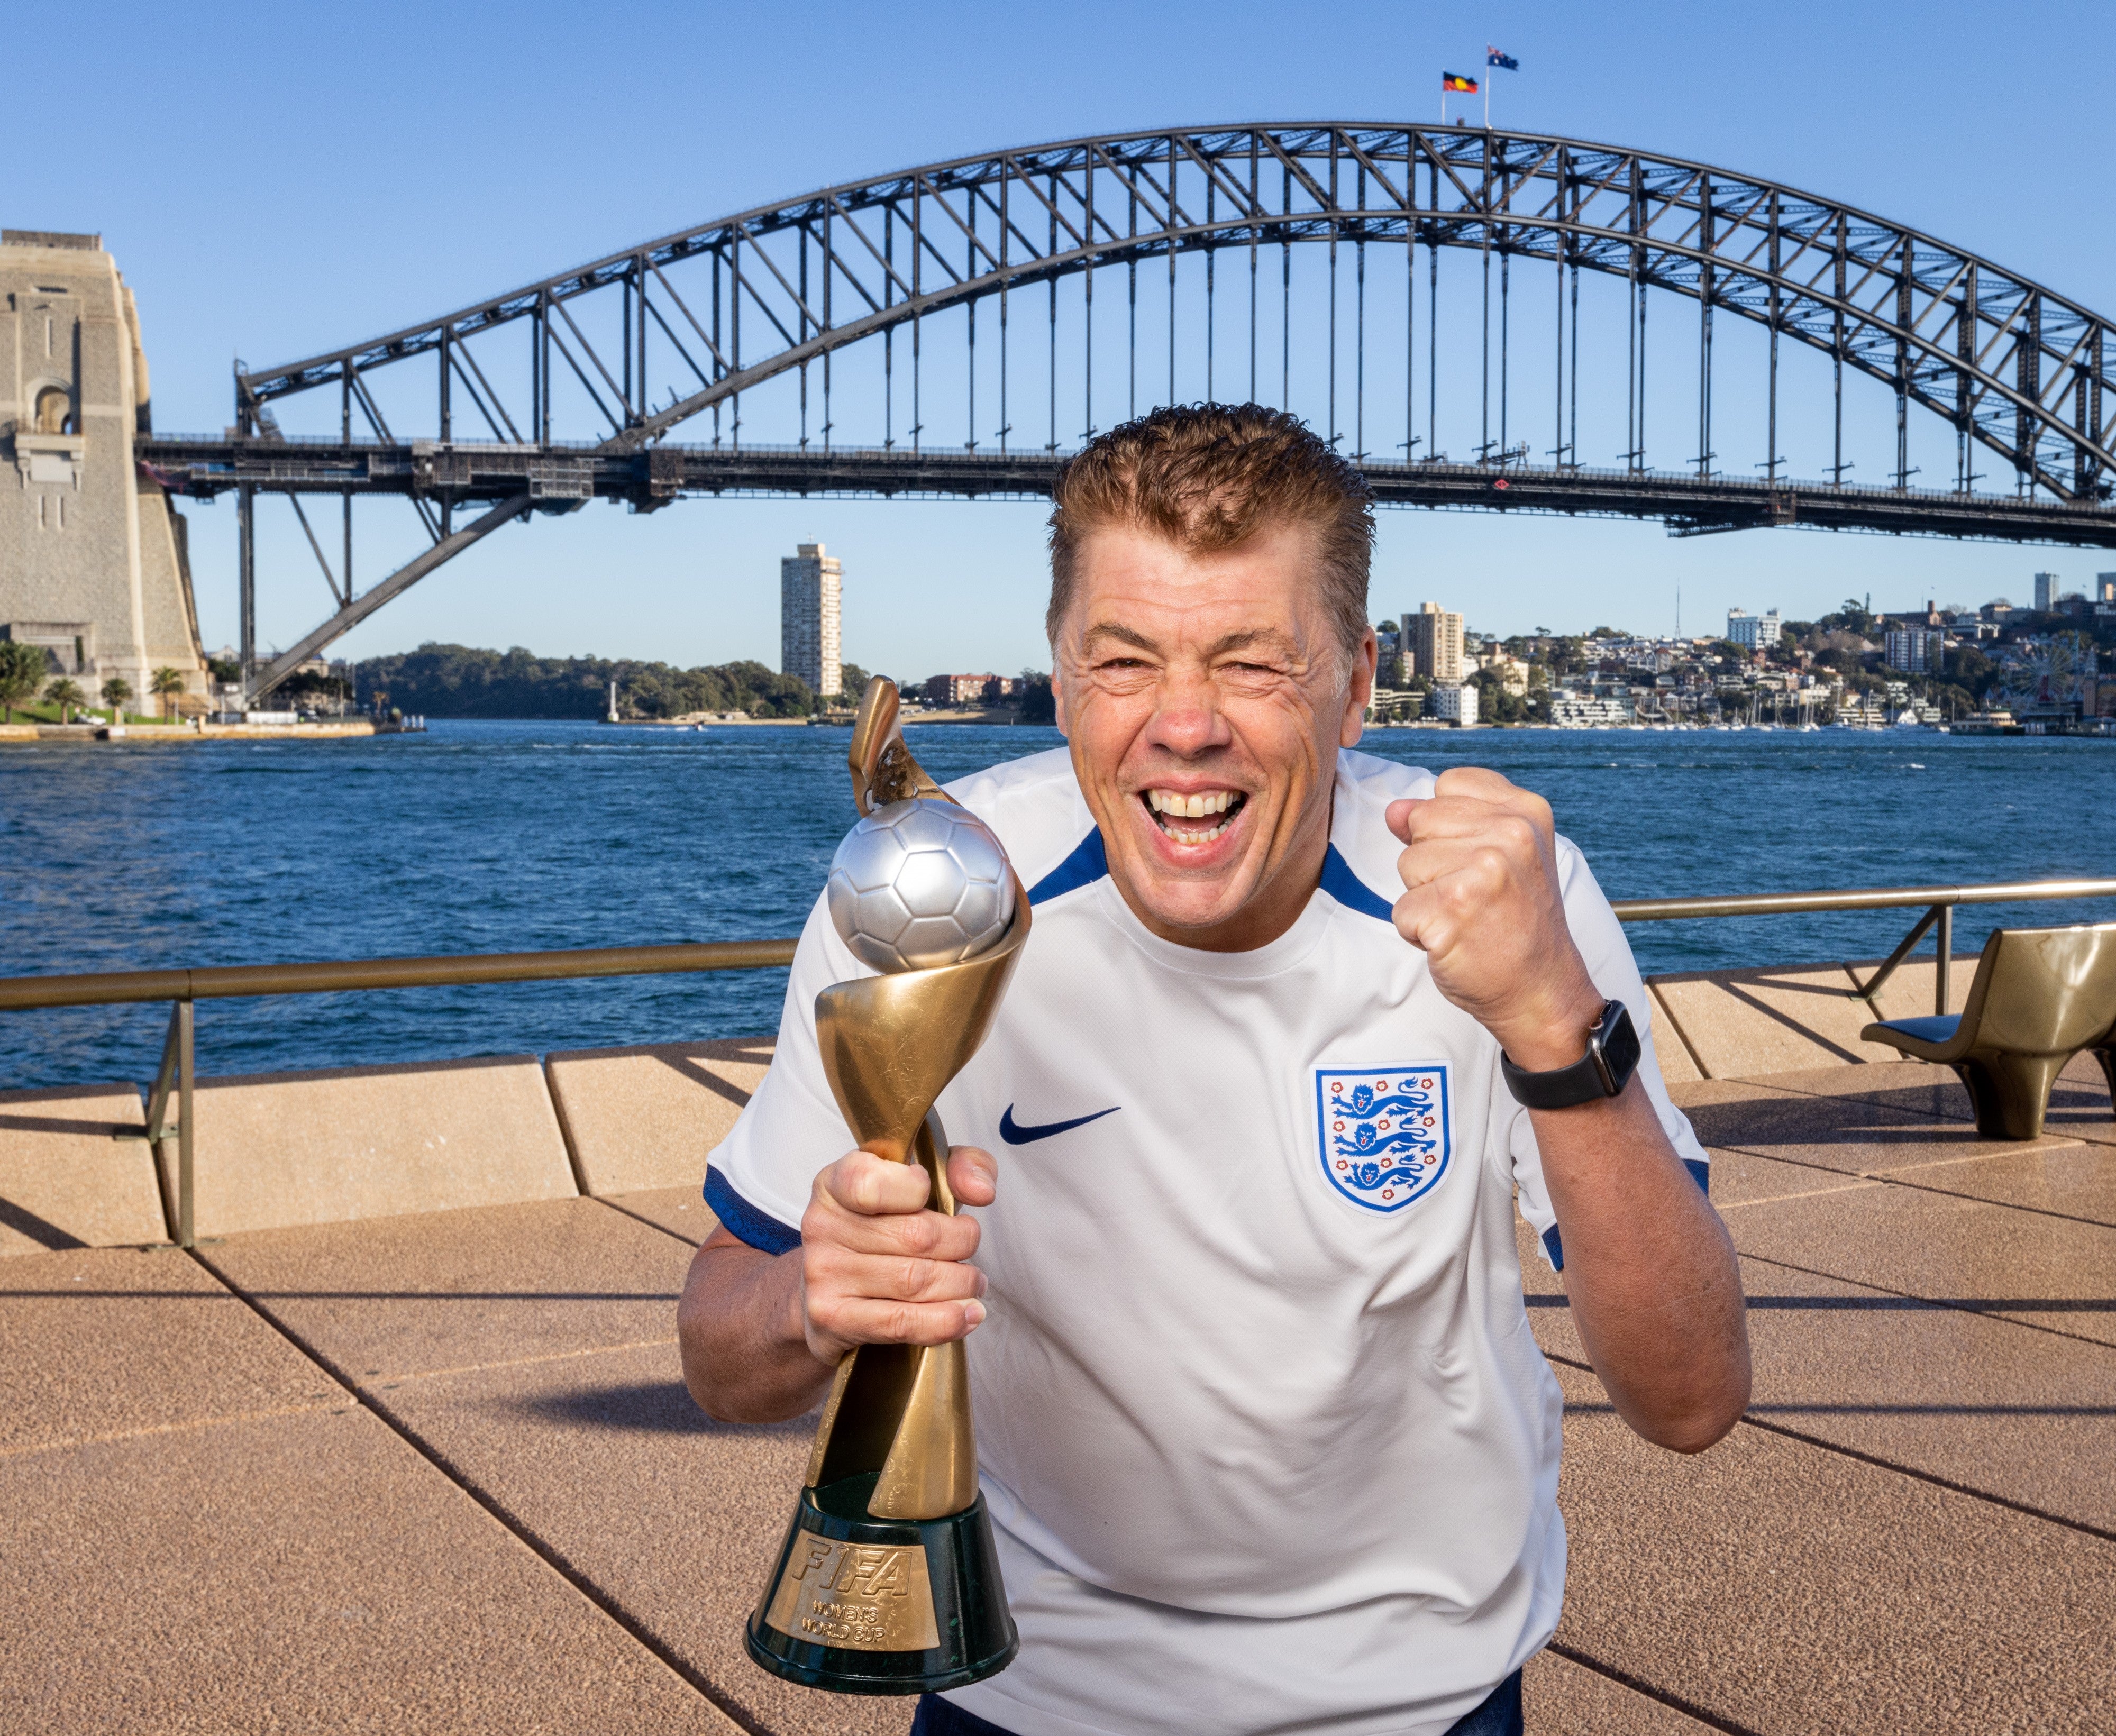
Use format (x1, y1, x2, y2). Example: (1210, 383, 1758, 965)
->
(1143, 665, 1231, 759)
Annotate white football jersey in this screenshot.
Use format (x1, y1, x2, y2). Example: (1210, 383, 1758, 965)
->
(708, 746, 1709, 1736)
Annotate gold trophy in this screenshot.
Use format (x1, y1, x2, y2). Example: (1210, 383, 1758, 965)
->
(746, 678, 1029, 1694)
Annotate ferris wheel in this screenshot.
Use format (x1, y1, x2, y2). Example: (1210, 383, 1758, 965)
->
(2000, 634, 2098, 714)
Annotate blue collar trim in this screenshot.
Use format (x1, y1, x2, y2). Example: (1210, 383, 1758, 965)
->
(1027, 828, 1110, 905)
(1319, 844, 1396, 921)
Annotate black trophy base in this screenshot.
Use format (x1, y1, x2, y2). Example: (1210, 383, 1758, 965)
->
(746, 1473, 1017, 1695)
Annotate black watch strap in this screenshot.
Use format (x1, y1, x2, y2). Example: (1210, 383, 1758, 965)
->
(1500, 999, 1640, 1109)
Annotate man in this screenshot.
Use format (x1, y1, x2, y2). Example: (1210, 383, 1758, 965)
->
(681, 405, 1749, 1736)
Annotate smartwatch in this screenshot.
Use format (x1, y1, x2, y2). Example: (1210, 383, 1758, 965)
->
(1500, 999, 1640, 1109)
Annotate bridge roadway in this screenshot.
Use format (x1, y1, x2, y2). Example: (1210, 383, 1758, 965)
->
(139, 433, 2116, 546)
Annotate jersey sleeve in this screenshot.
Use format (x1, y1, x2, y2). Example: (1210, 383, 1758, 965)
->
(1507, 839, 1711, 1272)
(703, 891, 866, 1253)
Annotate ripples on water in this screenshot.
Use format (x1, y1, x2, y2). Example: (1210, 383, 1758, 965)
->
(3, 721, 2110, 1087)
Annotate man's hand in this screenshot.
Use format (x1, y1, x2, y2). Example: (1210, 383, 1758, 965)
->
(1386, 767, 1605, 1070)
(1391, 767, 1752, 1455)
(799, 1146, 996, 1364)
(678, 1144, 998, 1426)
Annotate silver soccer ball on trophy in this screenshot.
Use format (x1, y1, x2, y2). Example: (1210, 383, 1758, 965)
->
(825, 798, 1017, 973)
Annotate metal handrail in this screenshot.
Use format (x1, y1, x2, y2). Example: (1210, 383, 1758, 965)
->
(5, 878, 2112, 1250)
(0, 938, 799, 1012)
(1605, 878, 2116, 922)
(1609, 877, 2116, 1011)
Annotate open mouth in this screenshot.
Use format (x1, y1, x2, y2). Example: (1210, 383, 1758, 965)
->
(1139, 787, 1248, 845)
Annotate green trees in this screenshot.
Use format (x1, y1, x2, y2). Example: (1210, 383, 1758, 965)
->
(1015, 671, 1056, 725)
(0, 642, 45, 721)
(150, 667, 185, 721)
(351, 644, 823, 719)
(99, 675, 134, 719)
(43, 678, 85, 723)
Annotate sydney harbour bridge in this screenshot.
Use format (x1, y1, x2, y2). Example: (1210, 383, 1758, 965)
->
(133, 123, 2116, 701)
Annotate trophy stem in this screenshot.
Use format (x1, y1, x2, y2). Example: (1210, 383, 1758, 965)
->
(801, 1113, 980, 1520)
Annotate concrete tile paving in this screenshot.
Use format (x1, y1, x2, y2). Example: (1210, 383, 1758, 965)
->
(1522, 1650, 1720, 1733)
(0, 1405, 731, 1734)
(605, 1184, 722, 1247)
(198, 1194, 691, 1383)
(1677, 1077, 2076, 1175)
(368, 1339, 910, 1736)
(1732, 1255, 2116, 1534)
(6, 1056, 2109, 1732)
(1726, 1176, 2116, 1348)
(0, 1245, 336, 1455)
(1876, 1140, 2116, 1228)
(1553, 1360, 2116, 1733)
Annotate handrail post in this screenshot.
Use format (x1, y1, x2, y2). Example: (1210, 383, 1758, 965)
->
(1936, 904, 1953, 1016)
(176, 1000, 195, 1250)
(141, 1003, 181, 1141)
(1851, 903, 1942, 1001)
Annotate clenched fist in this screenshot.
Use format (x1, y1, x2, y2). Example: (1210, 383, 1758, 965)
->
(797, 1145, 997, 1365)
(1386, 767, 1607, 1073)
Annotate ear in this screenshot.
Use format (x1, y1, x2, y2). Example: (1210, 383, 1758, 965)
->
(1340, 627, 1378, 747)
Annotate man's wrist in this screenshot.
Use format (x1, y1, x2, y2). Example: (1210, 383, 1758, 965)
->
(1492, 983, 1608, 1073)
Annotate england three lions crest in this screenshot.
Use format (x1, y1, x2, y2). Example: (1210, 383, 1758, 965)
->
(1314, 1065, 1451, 1213)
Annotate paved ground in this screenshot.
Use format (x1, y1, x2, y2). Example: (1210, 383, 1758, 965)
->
(3, 1056, 2111, 1733)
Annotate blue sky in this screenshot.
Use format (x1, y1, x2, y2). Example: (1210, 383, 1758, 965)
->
(21, 0, 2114, 677)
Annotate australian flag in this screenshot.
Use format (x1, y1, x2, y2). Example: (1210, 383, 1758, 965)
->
(1487, 46, 1519, 70)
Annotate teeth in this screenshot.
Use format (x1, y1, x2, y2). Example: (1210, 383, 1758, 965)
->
(1142, 788, 1239, 844)
(1147, 789, 1234, 817)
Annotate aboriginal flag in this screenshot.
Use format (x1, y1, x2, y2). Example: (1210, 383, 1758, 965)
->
(1442, 72, 1478, 92)
(1487, 47, 1518, 70)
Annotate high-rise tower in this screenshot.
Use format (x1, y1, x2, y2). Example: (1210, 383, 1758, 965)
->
(780, 542, 842, 697)
(1403, 601, 1464, 683)
(0, 231, 206, 706)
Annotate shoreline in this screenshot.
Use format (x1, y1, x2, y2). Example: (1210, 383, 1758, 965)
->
(0, 720, 381, 743)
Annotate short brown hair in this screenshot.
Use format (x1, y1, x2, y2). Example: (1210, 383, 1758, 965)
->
(1045, 404, 1375, 654)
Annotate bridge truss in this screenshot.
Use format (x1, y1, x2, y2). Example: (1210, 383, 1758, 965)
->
(139, 123, 2116, 698)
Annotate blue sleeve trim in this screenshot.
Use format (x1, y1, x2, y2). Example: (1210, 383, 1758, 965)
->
(1319, 844, 1396, 921)
(1683, 1157, 1710, 1196)
(1027, 827, 1109, 905)
(704, 1167, 801, 1256)
(1540, 1225, 1564, 1272)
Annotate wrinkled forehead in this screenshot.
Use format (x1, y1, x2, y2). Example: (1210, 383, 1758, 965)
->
(1060, 521, 1335, 657)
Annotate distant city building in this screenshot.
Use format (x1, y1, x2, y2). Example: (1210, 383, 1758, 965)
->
(780, 543, 843, 696)
(1428, 681, 1477, 725)
(2098, 574, 2116, 603)
(925, 673, 1006, 707)
(1725, 608, 1782, 650)
(2033, 571, 2058, 611)
(1884, 627, 1946, 673)
(1376, 622, 1406, 686)
(1548, 693, 1632, 728)
(1403, 602, 1464, 683)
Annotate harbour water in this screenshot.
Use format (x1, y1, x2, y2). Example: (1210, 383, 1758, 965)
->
(3, 720, 2111, 1089)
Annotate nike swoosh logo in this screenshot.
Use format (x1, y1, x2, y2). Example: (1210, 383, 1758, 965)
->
(999, 1104, 1121, 1145)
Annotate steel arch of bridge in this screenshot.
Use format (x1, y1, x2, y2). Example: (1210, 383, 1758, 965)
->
(169, 123, 2116, 698)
